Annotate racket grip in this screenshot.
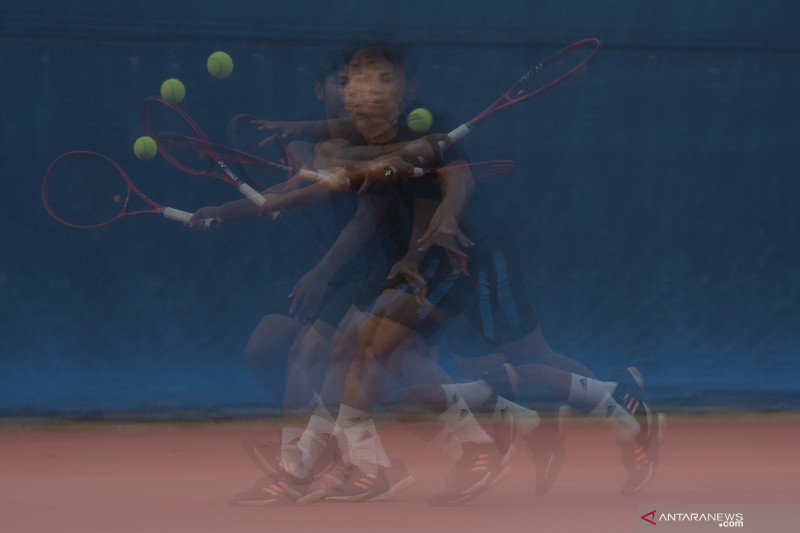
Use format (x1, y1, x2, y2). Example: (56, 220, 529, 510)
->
(234, 182, 284, 220)
(161, 207, 217, 230)
(441, 122, 473, 148)
(238, 182, 266, 206)
(295, 168, 337, 186)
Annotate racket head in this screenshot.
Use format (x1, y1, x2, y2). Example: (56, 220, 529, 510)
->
(460, 160, 515, 180)
(227, 113, 297, 187)
(474, 38, 601, 124)
(411, 160, 515, 182)
(42, 151, 159, 228)
(156, 131, 268, 168)
(141, 97, 217, 177)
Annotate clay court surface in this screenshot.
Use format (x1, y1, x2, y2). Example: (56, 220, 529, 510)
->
(2, 414, 798, 533)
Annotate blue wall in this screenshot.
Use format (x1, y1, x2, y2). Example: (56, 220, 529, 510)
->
(2, 0, 799, 416)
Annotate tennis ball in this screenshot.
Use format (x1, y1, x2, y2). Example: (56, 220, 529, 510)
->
(134, 136, 158, 160)
(207, 51, 233, 79)
(407, 107, 433, 133)
(160, 78, 185, 104)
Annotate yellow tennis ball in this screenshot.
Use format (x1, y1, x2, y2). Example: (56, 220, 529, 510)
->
(160, 78, 185, 104)
(207, 51, 233, 79)
(407, 107, 433, 133)
(134, 136, 158, 160)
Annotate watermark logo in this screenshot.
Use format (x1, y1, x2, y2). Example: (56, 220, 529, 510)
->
(637, 504, 797, 533)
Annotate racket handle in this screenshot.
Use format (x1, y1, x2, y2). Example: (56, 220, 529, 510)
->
(441, 122, 473, 149)
(161, 207, 217, 230)
(238, 182, 266, 206)
(295, 168, 338, 186)
(236, 181, 283, 220)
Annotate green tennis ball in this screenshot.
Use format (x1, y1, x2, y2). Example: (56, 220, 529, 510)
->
(160, 78, 185, 104)
(134, 136, 158, 160)
(207, 51, 233, 79)
(407, 107, 433, 133)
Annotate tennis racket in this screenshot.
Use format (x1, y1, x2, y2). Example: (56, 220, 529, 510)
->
(441, 38, 601, 148)
(155, 131, 291, 178)
(141, 97, 270, 207)
(42, 151, 214, 229)
(226, 113, 300, 190)
(152, 128, 338, 220)
(383, 160, 515, 182)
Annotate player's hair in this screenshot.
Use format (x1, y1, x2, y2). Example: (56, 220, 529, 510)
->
(346, 40, 418, 80)
(314, 44, 358, 84)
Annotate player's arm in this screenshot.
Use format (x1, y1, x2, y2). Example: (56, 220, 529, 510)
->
(331, 134, 448, 167)
(387, 197, 440, 303)
(252, 118, 355, 142)
(289, 193, 386, 320)
(417, 161, 475, 273)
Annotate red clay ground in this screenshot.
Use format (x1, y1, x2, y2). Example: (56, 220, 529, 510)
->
(1, 415, 798, 533)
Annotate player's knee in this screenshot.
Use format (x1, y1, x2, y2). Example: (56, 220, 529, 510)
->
(296, 334, 328, 367)
(398, 384, 447, 410)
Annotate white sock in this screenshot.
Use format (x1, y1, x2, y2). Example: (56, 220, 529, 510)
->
(295, 402, 336, 478)
(590, 396, 641, 441)
(431, 425, 464, 460)
(279, 427, 305, 477)
(567, 374, 615, 408)
(491, 395, 540, 436)
(336, 404, 390, 474)
(453, 380, 493, 408)
(568, 374, 641, 441)
(567, 374, 641, 440)
(440, 384, 463, 408)
(438, 395, 492, 460)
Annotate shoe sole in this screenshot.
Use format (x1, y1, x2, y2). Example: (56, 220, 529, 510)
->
(621, 412, 665, 495)
(426, 466, 509, 507)
(370, 474, 416, 501)
(242, 435, 280, 475)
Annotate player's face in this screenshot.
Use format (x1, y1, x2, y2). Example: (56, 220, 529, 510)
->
(344, 55, 405, 143)
(322, 66, 348, 119)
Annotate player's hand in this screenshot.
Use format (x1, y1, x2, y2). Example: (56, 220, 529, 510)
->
(257, 193, 283, 219)
(387, 258, 428, 305)
(189, 206, 222, 232)
(252, 119, 306, 141)
(289, 268, 330, 322)
(353, 156, 414, 193)
(418, 212, 473, 274)
(312, 167, 353, 193)
(397, 134, 449, 165)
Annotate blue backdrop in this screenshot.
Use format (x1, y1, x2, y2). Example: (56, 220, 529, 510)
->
(2, 0, 799, 417)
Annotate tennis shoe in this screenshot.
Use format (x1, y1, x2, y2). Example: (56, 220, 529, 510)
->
(229, 471, 310, 506)
(613, 367, 666, 494)
(299, 456, 414, 503)
(427, 440, 513, 506)
(242, 435, 281, 475)
(243, 432, 337, 483)
(525, 405, 569, 495)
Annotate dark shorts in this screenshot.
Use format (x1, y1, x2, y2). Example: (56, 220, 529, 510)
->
(445, 244, 538, 356)
(355, 247, 480, 336)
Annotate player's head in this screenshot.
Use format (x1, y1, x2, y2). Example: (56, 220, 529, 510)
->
(344, 41, 409, 143)
(314, 44, 356, 120)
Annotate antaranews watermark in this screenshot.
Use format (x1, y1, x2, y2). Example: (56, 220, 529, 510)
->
(637, 504, 798, 532)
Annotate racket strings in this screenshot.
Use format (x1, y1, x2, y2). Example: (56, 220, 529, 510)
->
(228, 115, 295, 189)
(512, 41, 599, 98)
(155, 133, 211, 172)
(466, 160, 515, 180)
(44, 152, 128, 227)
(142, 99, 211, 175)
